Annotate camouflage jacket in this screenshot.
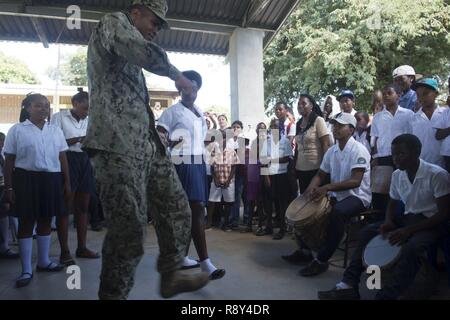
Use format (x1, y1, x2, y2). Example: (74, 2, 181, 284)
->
(84, 12, 181, 159)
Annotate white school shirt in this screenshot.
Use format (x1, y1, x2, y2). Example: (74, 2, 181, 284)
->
(3, 120, 68, 172)
(50, 109, 88, 152)
(320, 137, 372, 207)
(371, 106, 414, 158)
(157, 102, 207, 157)
(433, 107, 450, 157)
(260, 135, 293, 175)
(411, 106, 445, 168)
(283, 119, 296, 138)
(353, 130, 371, 153)
(390, 159, 450, 218)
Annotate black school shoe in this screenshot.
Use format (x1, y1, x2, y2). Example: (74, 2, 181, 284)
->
(255, 227, 273, 236)
(318, 287, 360, 300)
(16, 273, 33, 288)
(0, 249, 19, 259)
(281, 250, 313, 265)
(209, 269, 226, 280)
(299, 260, 329, 277)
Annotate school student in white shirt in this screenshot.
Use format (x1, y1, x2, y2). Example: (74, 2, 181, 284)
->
(274, 102, 296, 144)
(0, 132, 19, 260)
(157, 70, 225, 280)
(3, 94, 70, 288)
(411, 78, 445, 168)
(353, 111, 371, 153)
(336, 89, 358, 117)
(263, 118, 293, 240)
(291, 113, 371, 277)
(51, 89, 99, 266)
(370, 84, 414, 212)
(319, 134, 450, 300)
(435, 96, 450, 172)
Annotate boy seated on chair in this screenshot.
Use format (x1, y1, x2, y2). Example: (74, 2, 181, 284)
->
(283, 113, 372, 277)
(318, 134, 450, 300)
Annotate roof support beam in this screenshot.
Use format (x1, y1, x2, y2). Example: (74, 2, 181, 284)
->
(242, 0, 271, 28)
(263, 0, 301, 50)
(30, 17, 49, 48)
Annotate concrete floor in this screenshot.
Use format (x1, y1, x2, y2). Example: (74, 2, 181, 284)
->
(1, 223, 449, 300)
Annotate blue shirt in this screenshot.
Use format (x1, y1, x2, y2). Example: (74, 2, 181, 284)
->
(399, 89, 417, 111)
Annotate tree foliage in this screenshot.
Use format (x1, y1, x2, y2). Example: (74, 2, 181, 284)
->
(47, 47, 87, 86)
(264, 0, 450, 111)
(0, 52, 38, 84)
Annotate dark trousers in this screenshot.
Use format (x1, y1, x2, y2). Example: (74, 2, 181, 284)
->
(266, 173, 290, 232)
(372, 193, 389, 213)
(258, 176, 273, 229)
(316, 196, 365, 262)
(296, 169, 318, 194)
(342, 213, 444, 299)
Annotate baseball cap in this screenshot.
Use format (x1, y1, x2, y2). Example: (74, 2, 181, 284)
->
(411, 78, 439, 92)
(331, 113, 357, 128)
(337, 89, 355, 102)
(182, 70, 202, 89)
(392, 65, 423, 80)
(132, 0, 169, 29)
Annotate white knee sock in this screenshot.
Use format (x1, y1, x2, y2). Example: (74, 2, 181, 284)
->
(182, 256, 199, 267)
(36, 235, 52, 268)
(0, 217, 9, 252)
(200, 258, 217, 274)
(51, 216, 56, 230)
(19, 238, 33, 276)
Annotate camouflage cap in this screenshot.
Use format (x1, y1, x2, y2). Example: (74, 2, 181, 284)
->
(132, 0, 169, 29)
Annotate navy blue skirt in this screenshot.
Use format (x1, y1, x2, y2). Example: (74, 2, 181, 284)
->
(12, 168, 66, 219)
(175, 156, 208, 204)
(66, 151, 95, 194)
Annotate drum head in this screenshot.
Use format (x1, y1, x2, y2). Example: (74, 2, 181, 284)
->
(286, 194, 328, 223)
(363, 234, 401, 269)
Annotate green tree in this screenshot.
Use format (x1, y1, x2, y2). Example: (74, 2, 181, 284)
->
(264, 0, 450, 111)
(0, 52, 38, 84)
(47, 47, 87, 86)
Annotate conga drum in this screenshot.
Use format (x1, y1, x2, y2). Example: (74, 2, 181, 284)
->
(286, 194, 331, 251)
(363, 234, 402, 269)
(363, 234, 438, 297)
(371, 165, 393, 194)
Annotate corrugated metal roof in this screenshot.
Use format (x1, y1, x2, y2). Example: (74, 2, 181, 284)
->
(0, 0, 300, 55)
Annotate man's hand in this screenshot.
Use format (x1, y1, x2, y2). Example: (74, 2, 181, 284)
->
(263, 175, 271, 188)
(63, 183, 72, 204)
(67, 137, 84, 146)
(4, 189, 14, 205)
(379, 220, 396, 238)
(310, 185, 328, 201)
(388, 227, 413, 245)
(175, 74, 194, 94)
(169, 137, 183, 149)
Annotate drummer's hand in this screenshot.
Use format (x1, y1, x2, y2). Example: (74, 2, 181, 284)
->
(379, 221, 396, 238)
(388, 227, 412, 245)
(310, 185, 328, 201)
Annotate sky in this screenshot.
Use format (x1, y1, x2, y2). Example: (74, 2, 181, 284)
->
(0, 41, 231, 112)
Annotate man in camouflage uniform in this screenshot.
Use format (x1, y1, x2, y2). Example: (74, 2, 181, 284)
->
(84, 0, 209, 300)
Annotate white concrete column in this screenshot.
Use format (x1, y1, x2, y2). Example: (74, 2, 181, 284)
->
(228, 28, 265, 138)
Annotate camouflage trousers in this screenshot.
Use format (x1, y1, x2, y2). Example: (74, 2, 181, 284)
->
(90, 140, 191, 300)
